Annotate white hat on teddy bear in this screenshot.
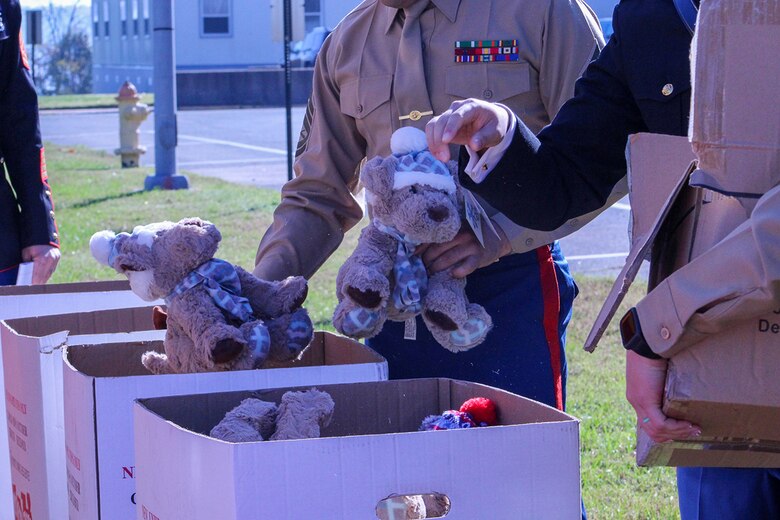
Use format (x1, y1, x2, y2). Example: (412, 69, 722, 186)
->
(390, 127, 456, 195)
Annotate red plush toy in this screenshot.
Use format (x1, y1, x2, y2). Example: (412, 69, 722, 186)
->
(419, 397, 498, 431)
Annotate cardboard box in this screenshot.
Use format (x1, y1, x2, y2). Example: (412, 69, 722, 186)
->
(64, 331, 388, 520)
(1, 303, 162, 520)
(584, 133, 780, 466)
(134, 378, 581, 520)
(690, 0, 780, 214)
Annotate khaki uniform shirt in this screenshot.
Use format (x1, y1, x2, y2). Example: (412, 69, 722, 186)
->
(255, 0, 603, 281)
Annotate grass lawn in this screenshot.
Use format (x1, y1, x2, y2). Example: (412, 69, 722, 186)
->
(46, 144, 679, 519)
(38, 93, 154, 111)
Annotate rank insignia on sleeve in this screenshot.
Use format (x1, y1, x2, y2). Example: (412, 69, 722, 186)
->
(454, 39, 519, 63)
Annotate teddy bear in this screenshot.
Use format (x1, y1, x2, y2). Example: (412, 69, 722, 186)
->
(209, 388, 335, 442)
(333, 127, 492, 352)
(90, 217, 313, 374)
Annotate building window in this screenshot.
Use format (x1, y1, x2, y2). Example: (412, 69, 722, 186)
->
(103, 1, 109, 37)
(143, 0, 150, 35)
(92, 2, 99, 36)
(201, 0, 230, 35)
(120, 0, 127, 37)
(132, 0, 139, 35)
(304, 0, 322, 33)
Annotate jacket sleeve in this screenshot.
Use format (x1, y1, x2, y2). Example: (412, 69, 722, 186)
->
(486, 0, 609, 252)
(459, 2, 646, 232)
(0, 0, 59, 250)
(637, 185, 780, 357)
(253, 34, 365, 281)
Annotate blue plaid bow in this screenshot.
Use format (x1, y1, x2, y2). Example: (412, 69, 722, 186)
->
(373, 221, 428, 315)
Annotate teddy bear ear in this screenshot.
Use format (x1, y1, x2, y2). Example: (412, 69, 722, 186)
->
(360, 155, 396, 203)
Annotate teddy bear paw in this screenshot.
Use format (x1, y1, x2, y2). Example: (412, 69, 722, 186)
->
(346, 286, 384, 309)
(278, 276, 309, 311)
(284, 308, 313, 357)
(211, 338, 246, 364)
(338, 307, 382, 338)
(448, 317, 492, 351)
(422, 309, 459, 331)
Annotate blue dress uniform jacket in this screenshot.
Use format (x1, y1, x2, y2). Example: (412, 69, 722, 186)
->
(460, 0, 780, 517)
(459, 0, 692, 230)
(0, 0, 59, 274)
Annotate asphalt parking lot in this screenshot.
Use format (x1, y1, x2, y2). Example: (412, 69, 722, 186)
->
(41, 106, 636, 279)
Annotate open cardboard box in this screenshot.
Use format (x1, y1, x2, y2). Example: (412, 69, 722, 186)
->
(63, 331, 387, 520)
(1, 304, 162, 520)
(134, 378, 581, 520)
(0, 279, 152, 519)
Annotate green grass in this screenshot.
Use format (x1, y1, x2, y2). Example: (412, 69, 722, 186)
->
(45, 144, 679, 519)
(38, 93, 154, 110)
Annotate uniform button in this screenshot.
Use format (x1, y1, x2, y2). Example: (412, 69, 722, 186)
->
(661, 83, 674, 96)
(45, 190, 51, 197)
(483, 89, 493, 99)
(525, 238, 534, 247)
(357, 104, 363, 113)
(52, 232, 59, 239)
(660, 327, 671, 340)
(50, 210, 55, 218)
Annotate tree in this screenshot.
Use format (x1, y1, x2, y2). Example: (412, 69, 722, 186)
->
(36, 1, 92, 94)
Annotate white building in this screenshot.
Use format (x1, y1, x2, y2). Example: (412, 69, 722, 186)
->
(91, 0, 617, 104)
(91, 0, 359, 99)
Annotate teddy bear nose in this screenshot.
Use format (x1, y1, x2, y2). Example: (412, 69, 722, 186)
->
(428, 205, 450, 222)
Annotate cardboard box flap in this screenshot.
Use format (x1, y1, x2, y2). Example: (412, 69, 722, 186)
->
(4, 306, 159, 337)
(65, 331, 386, 378)
(1, 320, 69, 354)
(136, 378, 576, 440)
(0, 279, 129, 296)
(627, 133, 696, 244)
(66, 341, 164, 377)
(583, 139, 695, 352)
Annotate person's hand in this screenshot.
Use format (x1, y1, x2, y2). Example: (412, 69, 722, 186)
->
(625, 350, 701, 442)
(416, 224, 510, 279)
(21, 244, 61, 284)
(426, 99, 510, 162)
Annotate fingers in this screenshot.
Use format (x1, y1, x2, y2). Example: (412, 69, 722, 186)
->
(426, 98, 500, 161)
(23, 245, 61, 284)
(421, 235, 475, 274)
(637, 407, 701, 443)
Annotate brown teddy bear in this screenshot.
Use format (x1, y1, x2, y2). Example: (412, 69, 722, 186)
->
(333, 128, 492, 352)
(209, 388, 335, 442)
(90, 217, 313, 374)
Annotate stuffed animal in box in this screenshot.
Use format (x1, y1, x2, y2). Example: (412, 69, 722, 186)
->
(333, 127, 492, 352)
(90, 217, 313, 374)
(419, 397, 498, 431)
(210, 388, 335, 442)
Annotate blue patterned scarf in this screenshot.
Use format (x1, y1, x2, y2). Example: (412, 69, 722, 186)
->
(373, 221, 428, 315)
(166, 259, 270, 364)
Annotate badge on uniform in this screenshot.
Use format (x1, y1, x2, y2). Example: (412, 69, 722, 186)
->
(454, 40, 519, 63)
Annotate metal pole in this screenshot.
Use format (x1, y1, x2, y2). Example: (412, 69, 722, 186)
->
(145, 0, 188, 190)
(283, 0, 293, 181)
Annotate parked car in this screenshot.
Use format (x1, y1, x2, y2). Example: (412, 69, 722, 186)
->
(291, 26, 330, 67)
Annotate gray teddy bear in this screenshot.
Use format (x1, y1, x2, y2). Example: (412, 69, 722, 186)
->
(90, 217, 313, 374)
(333, 127, 492, 352)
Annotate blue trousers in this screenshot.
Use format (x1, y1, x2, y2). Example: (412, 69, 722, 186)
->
(0, 266, 18, 286)
(678, 467, 780, 519)
(367, 241, 577, 410)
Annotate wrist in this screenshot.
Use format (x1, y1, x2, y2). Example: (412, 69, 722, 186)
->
(620, 307, 662, 360)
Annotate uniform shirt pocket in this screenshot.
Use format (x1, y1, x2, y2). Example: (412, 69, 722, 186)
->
(631, 74, 691, 136)
(445, 62, 531, 102)
(340, 74, 393, 119)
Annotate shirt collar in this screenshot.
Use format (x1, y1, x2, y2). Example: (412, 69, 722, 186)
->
(383, 0, 461, 34)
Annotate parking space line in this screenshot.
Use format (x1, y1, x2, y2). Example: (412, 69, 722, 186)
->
(178, 134, 288, 156)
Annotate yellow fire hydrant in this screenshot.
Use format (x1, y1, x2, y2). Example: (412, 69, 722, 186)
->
(115, 81, 151, 168)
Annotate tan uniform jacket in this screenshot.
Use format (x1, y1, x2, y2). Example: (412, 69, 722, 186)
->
(638, 179, 780, 358)
(255, 0, 603, 281)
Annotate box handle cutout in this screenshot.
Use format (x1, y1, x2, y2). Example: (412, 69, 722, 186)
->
(376, 494, 451, 519)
